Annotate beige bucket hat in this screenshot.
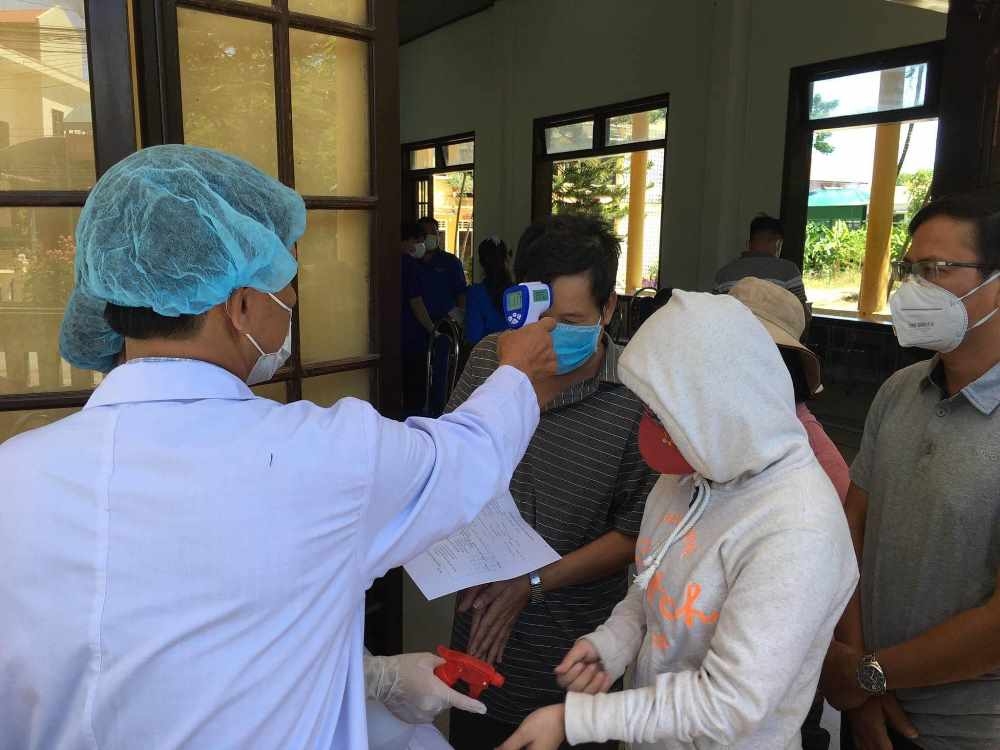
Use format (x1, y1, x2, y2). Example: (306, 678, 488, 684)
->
(728, 277, 822, 396)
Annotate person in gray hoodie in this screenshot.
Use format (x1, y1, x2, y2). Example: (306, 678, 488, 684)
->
(499, 290, 858, 750)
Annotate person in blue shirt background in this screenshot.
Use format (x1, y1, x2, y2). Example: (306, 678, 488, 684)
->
(417, 216, 468, 323)
(465, 236, 512, 346)
(416, 216, 468, 414)
(401, 221, 435, 417)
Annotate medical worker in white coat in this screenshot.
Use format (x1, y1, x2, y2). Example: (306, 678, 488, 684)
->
(0, 145, 564, 750)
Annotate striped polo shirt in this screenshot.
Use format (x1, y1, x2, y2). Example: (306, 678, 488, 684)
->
(446, 333, 658, 725)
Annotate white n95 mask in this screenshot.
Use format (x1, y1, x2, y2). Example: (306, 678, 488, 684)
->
(889, 272, 1000, 352)
(245, 293, 293, 385)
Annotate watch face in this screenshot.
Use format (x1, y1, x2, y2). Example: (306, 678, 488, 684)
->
(859, 663, 886, 694)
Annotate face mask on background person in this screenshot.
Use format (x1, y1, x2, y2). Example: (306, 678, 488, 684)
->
(551, 318, 602, 374)
(890, 271, 1000, 352)
(424, 234, 439, 252)
(245, 293, 294, 385)
(411, 241, 426, 259)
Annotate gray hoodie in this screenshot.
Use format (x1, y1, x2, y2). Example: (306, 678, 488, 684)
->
(564, 291, 858, 749)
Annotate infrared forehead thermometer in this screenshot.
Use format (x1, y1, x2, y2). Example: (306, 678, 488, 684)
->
(503, 282, 552, 329)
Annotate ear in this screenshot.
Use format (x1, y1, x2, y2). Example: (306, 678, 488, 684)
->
(225, 288, 252, 334)
(602, 292, 618, 326)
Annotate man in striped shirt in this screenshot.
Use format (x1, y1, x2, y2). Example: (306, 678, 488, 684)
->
(446, 215, 658, 750)
(714, 214, 809, 308)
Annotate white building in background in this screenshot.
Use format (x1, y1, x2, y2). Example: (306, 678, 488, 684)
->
(0, 5, 91, 302)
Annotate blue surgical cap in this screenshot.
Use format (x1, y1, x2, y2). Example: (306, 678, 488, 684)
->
(59, 145, 305, 373)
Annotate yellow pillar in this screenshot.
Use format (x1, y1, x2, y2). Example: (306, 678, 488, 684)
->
(626, 114, 649, 293)
(858, 70, 904, 316)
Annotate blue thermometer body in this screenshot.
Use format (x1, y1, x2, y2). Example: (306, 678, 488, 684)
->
(503, 282, 552, 329)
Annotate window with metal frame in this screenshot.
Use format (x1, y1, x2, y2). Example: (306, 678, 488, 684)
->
(780, 42, 943, 319)
(402, 132, 475, 264)
(531, 94, 669, 294)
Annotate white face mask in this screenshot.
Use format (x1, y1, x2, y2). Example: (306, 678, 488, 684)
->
(244, 293, 294, 385)
(424, 234, 439, 252)
(889, 271, 1000, 352)
(411, 241, 426, 259)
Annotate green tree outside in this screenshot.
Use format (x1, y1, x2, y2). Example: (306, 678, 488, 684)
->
(811, 94, 839, 155)
(551, 155, 630, 225)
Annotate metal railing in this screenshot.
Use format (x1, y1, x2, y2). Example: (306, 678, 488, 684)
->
(424, 318, 462, 416)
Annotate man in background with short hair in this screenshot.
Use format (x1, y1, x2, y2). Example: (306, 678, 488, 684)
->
(715, 214, 808, 308)
(401, 221, 434, 417)
(415, 216, 468, 415)
(417, 216, 467, 323)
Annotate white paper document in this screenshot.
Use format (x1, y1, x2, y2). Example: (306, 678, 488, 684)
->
(404, 493, 561, 600)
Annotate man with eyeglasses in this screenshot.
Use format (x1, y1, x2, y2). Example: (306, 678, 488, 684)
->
(820, 194, 1000, 750)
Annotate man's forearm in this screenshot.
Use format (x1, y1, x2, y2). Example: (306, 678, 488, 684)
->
(836, 484, 868, 647)
(880, 595, 1000, 690)
(409, 297, 435, 333)
(835, 591, 864, 647)
(540, 530, 636, 593)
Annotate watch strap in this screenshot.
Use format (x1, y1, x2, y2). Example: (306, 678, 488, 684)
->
(528, 571, 544, 605)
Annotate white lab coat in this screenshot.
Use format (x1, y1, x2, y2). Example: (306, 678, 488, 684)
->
(365, 701, 453, 750)
(0, 358, 538, 750)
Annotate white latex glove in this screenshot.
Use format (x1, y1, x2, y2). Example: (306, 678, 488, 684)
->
(364, 652, 487, 724)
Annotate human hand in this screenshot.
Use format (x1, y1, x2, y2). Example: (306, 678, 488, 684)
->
(555, 639, 613, 694)
(366, 652, 487, 724)
(456, 584, 487, 614)
(821, 640, 868, 711)
(497, 319, 557, 398)
(496, 704, 567, 750)
(846, 694, 918, 750)
(467, 576, 531, 666)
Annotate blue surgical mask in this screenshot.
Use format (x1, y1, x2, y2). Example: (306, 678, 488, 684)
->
(552, 319, 603, 374)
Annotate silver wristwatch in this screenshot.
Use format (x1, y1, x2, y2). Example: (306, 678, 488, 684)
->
(857, 653, 887, 695)
(528, 571, 545, 605)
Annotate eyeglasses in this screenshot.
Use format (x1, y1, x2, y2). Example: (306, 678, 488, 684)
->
(890, 260, 991, 284)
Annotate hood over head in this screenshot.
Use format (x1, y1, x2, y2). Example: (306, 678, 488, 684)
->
(619, 290, 810, 485)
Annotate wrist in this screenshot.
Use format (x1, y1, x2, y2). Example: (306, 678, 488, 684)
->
(364, 654, 393, 702)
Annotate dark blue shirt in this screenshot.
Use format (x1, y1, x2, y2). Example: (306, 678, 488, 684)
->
(401, 254, 428, 355)
(464, 283, 507, 346)
(417, 251, 468, 322)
